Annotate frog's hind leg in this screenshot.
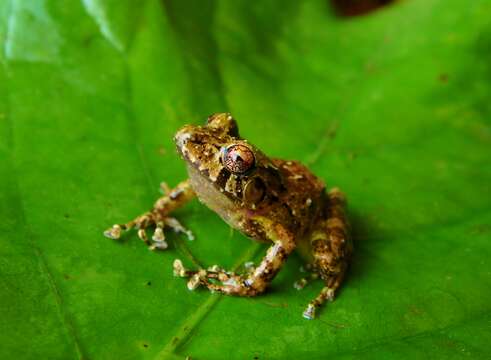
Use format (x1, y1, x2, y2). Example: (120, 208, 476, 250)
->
(303, 188, 352, 320)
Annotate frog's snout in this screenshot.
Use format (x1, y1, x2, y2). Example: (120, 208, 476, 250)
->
(174, 125, 194, 151)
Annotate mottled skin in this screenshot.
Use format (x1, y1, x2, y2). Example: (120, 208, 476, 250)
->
(104, 113, 352, 319)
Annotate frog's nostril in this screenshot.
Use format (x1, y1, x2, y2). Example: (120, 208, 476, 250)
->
(174, 128, 192, 148)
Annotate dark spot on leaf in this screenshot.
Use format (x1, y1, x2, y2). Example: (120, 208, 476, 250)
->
(64, 213, 70, 219)
(254, 356, 259, 360)
(409, 305, 424, 316)
(171, 337, 179, 345)
(441, 339, 458, 349)
(331, 0, 394, 17)
(348, 151, 357, 160)
(439, 73, 449, 83)
(470, 224, 490, 234)
(63, 274, 70, 280)
(146, 281, 152, 286)
(82, 33, 97, 47)
(143, 343, 149, 348)
(365, 62, 376, 73)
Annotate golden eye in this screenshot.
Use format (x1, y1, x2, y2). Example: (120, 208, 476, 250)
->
(222, 144, 255, 174)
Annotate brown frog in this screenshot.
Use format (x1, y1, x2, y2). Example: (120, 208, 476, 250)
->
(104, 113, 352, 319)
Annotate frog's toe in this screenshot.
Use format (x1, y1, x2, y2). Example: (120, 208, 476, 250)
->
(293, 278, 308, 290)
(173, 259, 189, 277)
(165, 217, 194, 241)
(104, 224, 122, 239)
(152, 224, 165, 242)
(149, 240, 168, 251)
(187, 270, 212, 290)
(187, 274, 203, 290)
(302, 304, 316, 320)
(293, 271, 319, 290)
(244, 262, 255, 273)
(159, 181, 171, 195)
(149, 224, 169, 250)
(137, 228, 149, 244)
(172, 259, 203, 279)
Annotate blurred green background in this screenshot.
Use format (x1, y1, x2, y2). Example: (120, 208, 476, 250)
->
(1, 0, 490, 359)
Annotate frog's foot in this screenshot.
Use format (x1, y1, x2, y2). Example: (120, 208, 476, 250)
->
(302, 270, 345, 320)
(302, 287, 335, 320)
(172, 259, 260, 295)
(104, 212, 194, 251)
(173, 259, 234, 287)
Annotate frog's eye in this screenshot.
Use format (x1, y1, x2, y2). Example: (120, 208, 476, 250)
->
(222, 144, 255, 174)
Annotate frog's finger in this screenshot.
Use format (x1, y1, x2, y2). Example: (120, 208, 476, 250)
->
(159, 181, 171, 195)
(103, 224, 124, 240)
(149, 222, 168, 251)
(173, 259, 202, 278)
(137, 228, 150, 244)
(164, 217, 194, 241)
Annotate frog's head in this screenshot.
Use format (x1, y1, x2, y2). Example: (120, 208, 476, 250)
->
(174, 113, 282, 208)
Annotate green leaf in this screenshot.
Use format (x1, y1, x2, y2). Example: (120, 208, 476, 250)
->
(1, 0, 490, 359)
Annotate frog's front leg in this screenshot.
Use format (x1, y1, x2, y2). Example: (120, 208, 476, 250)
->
(174, 223, 296, 296)
(104, 179, 195, 250)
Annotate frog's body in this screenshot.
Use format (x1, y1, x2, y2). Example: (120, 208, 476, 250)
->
(104, 113, 352, 319)
(187, 158, 324, 244)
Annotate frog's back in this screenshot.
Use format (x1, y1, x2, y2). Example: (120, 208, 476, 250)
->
(272, 159, 326, 237)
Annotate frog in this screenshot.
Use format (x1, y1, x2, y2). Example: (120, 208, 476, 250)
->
(104, 113, 352, 319)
